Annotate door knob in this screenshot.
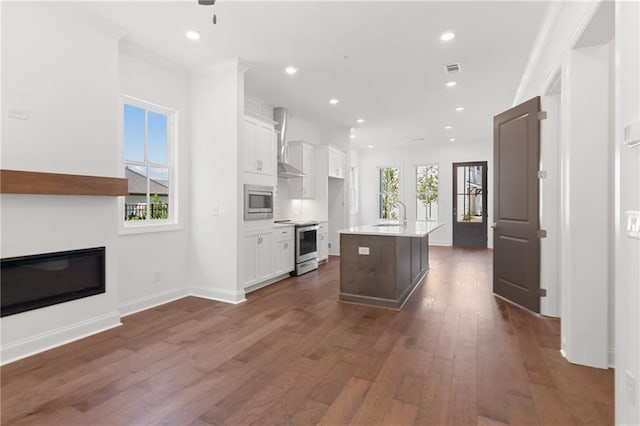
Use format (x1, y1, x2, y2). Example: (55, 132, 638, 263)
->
(491, 223, 497, 229)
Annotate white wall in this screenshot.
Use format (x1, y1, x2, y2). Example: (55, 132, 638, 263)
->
(116, 44, 192, 315)
(358, 140, 491, 247)
(189, 60, 245, 303)
(615, 1, 640, 423)
(559, 42, 612, 369)
(0, 3, 121, 363)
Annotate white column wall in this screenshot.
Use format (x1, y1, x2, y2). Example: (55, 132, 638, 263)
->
(189, 60, 245, 303)
(560, 43, 612, 369)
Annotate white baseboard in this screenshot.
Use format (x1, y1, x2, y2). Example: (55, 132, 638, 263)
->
(428, 241, 451, 247)
(560, 348, 568, 360)
(189, 286, 246, 304)
(119, 287, 190, 317)
(244, 273, 291, 294)
(1, 311, 122, 366)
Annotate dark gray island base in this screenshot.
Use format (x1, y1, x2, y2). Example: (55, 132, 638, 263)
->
(339, 233, 430, 309)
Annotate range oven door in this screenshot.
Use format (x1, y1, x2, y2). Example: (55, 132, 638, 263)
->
(296, 225, 318, 263)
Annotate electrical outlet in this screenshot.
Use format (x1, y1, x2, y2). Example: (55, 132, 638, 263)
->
(153, 271, 161, 283)
(626, 370, 636, 405)
(358, 247, 370, 255)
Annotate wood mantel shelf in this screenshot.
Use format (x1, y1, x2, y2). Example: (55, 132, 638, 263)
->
(0, 169, 128, 196)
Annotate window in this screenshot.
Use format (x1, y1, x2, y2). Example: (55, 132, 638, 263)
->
(456, 164, 483, 222)
(123, 99, 175, 225)
(416, 165, 439, 221)
(349, 166, 359, 215)
(378, 167, 400, 219)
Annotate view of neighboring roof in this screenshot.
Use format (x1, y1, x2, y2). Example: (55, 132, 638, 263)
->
(125, 167, 169, 196)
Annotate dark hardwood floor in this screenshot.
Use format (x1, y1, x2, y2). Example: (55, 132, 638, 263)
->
(1, 247, 613, 425)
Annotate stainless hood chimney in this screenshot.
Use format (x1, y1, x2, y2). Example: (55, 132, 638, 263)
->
(274, 107, 305, 178)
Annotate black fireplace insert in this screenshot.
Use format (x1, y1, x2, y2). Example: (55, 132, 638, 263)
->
(1, 247, 105, 317)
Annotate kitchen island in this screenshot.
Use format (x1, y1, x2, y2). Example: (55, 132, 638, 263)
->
(339, 221, 444, 309)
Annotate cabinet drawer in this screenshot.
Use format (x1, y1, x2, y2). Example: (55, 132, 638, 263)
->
(274, 227, 294, 239)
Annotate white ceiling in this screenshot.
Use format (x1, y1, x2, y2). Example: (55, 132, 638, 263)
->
(75, 1, 549, 149)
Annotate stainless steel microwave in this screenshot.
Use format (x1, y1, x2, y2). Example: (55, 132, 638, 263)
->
(244, 184, 274, 221)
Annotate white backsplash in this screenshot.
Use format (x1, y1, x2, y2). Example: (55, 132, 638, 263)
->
(274, 177, 305, 221)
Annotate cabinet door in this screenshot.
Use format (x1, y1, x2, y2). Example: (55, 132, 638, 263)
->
(283, 238, 295, 272)
(243, 118, 259, 173)
(257, 123, 275, 176)
(272, 239, 284, 276)
(302, 144, 315, 197)
(242, 233, 259, 287)
(318, 231, 328, 261)
(256, 232, 273, 281)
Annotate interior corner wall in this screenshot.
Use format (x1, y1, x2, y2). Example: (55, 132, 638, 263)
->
(189, 61, 244, 303)
(615, 1, 640, 423)
(116, 47, 192, 315)
(0, 3, 121, 364)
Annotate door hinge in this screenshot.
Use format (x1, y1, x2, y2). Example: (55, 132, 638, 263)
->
(539, 288, 547, 297)
(537, 229, 547, 238)
(537, 170, 547, 179)
(538, 111, 548, 120)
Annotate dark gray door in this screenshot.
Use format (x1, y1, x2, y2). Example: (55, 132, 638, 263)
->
(493, 96, 541, 313)
(452, 161, 488, 247)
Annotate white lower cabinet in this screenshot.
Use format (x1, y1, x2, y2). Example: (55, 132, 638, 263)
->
(243, 230, 273, 288)
(243, 225, 294, 290)
(318, 222, 329, 261)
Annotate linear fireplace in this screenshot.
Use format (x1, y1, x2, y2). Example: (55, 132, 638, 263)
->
(1, 247, 105, 317)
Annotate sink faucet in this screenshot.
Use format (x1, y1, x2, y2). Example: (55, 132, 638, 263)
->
(396, 201, 407, 228)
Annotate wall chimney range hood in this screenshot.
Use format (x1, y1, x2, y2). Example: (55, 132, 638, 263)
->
(274, 107, 305, 178)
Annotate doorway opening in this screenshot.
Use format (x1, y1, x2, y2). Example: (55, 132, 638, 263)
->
(452, 161, 488, 247)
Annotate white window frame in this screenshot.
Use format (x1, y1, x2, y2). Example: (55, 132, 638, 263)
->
(415, 163, 439, 222)
(119, 96, 179, 235)
(377, 165, 401, 220)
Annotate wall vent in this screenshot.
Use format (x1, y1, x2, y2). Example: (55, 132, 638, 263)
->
(445, 63, 461, 74)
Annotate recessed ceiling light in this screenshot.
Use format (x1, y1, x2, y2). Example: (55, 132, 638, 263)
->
(329, 98, 340, 105)
(445, 81, 457, 87)
(368, 145, 374, 149)
(356, 118, 365, 124)
(440, 31, 455, 42)
(449, 138, 456, 142)
(350, 134, 355, 139)
(455, 106, 465, 111)
(185, 30, 201, 41)
(285, 66, 298, 75)
(445, 125, 452, 130)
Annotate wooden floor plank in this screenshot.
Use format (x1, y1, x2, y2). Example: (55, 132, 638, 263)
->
(0, 248, 613, 426)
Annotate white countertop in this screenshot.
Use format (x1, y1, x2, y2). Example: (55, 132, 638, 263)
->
(339, 221, 444, 237)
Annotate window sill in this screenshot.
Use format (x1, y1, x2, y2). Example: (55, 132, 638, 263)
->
(119, 222, 183, 236)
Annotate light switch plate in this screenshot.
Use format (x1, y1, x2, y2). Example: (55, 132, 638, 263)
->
(626, 211, 640, 239)
(358, 247, 370, 255)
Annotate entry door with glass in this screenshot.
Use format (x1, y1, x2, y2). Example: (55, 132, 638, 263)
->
(453, 162, 488, 247)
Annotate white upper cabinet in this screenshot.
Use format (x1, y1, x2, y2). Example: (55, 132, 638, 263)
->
(287, 141, 315, 199)
(328, 146, 345, 179)
(243, 114, 275, 177)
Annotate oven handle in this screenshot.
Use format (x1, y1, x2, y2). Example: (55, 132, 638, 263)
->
(297, 225, 319, 233)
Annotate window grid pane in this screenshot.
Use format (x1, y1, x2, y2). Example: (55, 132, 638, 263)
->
(123, 102, 173, 224)
(416, 164, 439, 222)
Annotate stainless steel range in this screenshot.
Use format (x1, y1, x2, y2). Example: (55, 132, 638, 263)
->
(275, 220, 319, 275)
